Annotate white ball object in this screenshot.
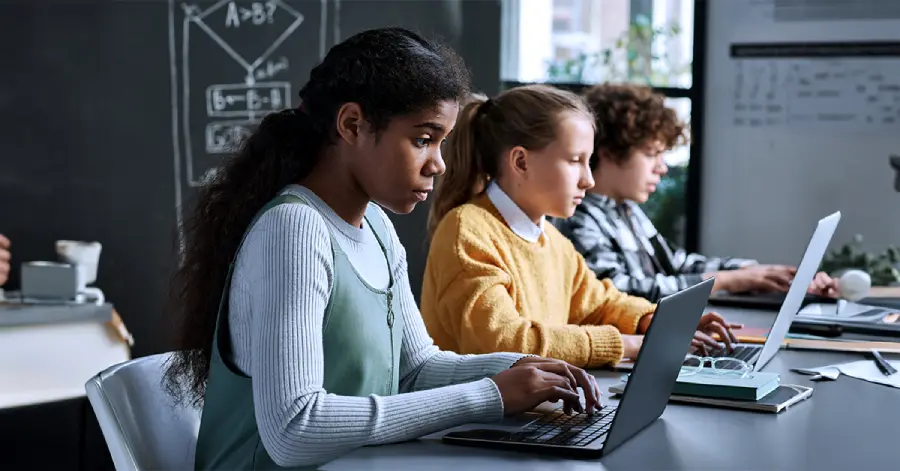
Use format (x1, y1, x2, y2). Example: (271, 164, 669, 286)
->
(838, 269, 871, 302)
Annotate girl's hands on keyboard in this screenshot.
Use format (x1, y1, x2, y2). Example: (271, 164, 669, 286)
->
(692, 312, 743, 355)
(492, 357, 602, 417)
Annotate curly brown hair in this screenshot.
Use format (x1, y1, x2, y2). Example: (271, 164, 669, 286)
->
(582, 83, 689, 169)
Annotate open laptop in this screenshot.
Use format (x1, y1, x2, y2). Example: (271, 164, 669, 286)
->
(440, 277, 715, 459)
(616, 211, 842, 373)
(707, 211, 841, 372)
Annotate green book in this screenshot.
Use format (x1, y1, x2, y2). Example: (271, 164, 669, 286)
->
(672, 371, 781, 401)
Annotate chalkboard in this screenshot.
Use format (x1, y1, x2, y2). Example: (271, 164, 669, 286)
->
(0, 0, 501, 357)
(171, 0, 329, 231)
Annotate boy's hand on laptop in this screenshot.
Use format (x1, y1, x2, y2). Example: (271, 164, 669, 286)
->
(691, 312, 743, 355)
(496, 357, 602, 416)
(720, 265, 796, 293)
(807, 271, 840, 298)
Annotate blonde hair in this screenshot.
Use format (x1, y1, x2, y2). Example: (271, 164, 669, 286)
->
(428, 84, 593, 238)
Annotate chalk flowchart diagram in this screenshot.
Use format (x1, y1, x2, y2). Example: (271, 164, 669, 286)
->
(168, 0, 328, 233)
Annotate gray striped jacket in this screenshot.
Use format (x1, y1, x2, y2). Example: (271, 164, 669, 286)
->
(552, 194, 756, 302)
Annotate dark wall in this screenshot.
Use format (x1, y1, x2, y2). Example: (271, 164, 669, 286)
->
(0, 1, 181, 360)
(0, 0, 502, 358)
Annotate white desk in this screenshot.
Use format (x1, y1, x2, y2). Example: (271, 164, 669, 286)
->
(0, 304, 131, 409)
(321, 306, 900, 471)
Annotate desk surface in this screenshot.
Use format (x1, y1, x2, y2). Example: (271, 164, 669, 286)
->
(0, 301, 112, 327)
(870, 286, 900, 298)
(0, 317, 130, 409)
(322, 306, 900, 471)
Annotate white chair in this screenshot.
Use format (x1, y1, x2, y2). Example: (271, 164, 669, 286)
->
(85, 352, 201, 471)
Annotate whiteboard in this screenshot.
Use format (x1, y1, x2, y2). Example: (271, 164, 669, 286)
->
(701, 0, 900, 265)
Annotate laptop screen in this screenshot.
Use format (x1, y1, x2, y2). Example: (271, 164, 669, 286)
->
(603, 278, 715, 454)
(754, 211, 841, 371)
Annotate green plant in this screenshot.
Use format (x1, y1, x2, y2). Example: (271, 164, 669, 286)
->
(546, 51, 599, 83)
(545, 14, 691, 85)
(641, 164, 687, 247)
(819, 234, 900, 286)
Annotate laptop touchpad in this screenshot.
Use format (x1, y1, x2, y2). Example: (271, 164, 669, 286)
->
(499, 411, 543, 427)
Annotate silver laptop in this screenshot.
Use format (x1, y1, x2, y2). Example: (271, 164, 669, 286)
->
(618, 211, 841, 373)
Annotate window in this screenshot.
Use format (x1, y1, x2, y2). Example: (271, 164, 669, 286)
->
(501, 0, 704, 251)
(503, 0, 694, 87)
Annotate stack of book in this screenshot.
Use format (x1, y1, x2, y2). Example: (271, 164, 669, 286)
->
(610, 371, 813, 413)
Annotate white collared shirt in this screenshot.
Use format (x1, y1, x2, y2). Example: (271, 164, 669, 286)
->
(485, 181, 544, 243)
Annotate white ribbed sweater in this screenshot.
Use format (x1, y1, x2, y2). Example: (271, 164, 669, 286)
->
(226, 185, 524, 467)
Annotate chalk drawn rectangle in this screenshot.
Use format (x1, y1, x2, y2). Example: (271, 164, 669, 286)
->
(205, 82, 291, 118)
(205, 120, 257, 154)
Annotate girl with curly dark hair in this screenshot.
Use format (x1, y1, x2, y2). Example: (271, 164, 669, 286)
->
(165, 27, 601, 470)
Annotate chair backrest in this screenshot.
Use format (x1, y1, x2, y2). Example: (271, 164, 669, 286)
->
(85, 352, 201, 471)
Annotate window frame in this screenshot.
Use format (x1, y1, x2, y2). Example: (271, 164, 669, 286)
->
(500, 0, 708, 253)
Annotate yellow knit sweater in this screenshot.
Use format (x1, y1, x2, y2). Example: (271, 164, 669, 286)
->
(421, 195, 657, 368)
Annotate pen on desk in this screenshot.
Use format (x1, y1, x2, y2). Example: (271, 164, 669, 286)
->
(870, 350, 897, 376)
(835, 299, 847, 315)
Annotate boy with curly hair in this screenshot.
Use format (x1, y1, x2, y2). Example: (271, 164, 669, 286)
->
(553, 83, 837, 302)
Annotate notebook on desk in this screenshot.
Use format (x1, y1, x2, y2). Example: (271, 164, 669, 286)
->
(795, 303, 900, 338)
(607, 382, 813, 414)
(440, 278, 716, 458)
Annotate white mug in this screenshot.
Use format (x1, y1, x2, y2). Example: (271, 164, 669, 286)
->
(838, 269, 871, 302)
(55, 240, 105, 305)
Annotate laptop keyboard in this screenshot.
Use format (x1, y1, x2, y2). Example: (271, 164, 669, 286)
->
(707, 344, 760, 363)
(499, 406, 617, 447)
